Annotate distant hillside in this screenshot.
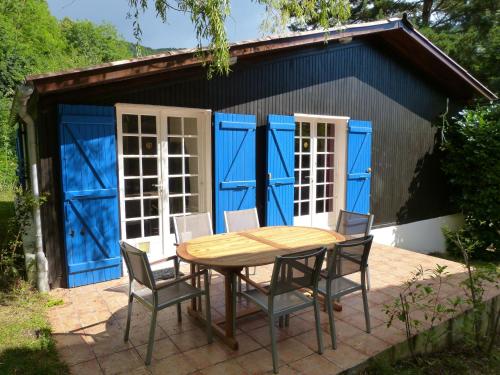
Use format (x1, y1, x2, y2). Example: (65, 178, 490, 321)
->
(128, 43, 181, 57)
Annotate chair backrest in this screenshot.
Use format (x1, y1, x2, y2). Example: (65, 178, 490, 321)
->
(269, 247, 326, 297)
(325, 235, 373, 280)
(336, 210, 374, 238)
(224, 208, 260, 232)
(120, 241, 156, 290)
(173, 212, 213, 243)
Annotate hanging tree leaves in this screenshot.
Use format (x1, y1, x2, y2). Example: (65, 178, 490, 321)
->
(127, 0, 351, 77)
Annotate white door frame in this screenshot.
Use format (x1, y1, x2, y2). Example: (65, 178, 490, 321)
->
(293, 113, 348, 229)
(116, 103, 212, 262)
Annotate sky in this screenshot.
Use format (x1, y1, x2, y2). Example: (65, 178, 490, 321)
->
(47, 0, 267, 49)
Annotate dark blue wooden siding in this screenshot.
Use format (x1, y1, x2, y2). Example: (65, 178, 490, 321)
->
(38, 39, 454, 286)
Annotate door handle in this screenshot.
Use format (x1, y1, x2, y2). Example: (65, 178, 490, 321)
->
(366, 167, 372, 173)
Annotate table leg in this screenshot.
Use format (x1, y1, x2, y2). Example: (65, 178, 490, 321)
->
(224, 271, 236, 338)
(190, 263, 197, 311)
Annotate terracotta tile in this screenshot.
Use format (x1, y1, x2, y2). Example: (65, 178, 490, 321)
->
(229, 333, 261, 356)
(184, 341, 233, 369)
(281, 316, 315, 337)
(127, 321, 168, 347)
(265, 337, 314, 363)
(265, 365, 301, 374)
(149, 353, 197, 375)
(135, 337, 179, 362)
(295, 329, 332, 351)
(83, 321, 132, 357)
(70, 359, 103, 375)
(235, 348, 283, 374)
(322, 319, 365, 342)
(341, 332, 391, 357)
(157, 313, 199, 336)
(246, 322, 290, 347)
(322, 343, 368, 370)
(55, 333, 95, 366)
(199, 359, 249, 375)
(370, 324, 408, 345)
(290, 353, 342, 375)
(170, 326, 212, 352)
(337, 311, 384, 332)
(97, 348, 144, 375)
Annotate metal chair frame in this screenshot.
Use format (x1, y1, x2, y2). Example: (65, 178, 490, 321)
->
(319, 235, 373, 349)
(238, 247, 326, 374)
(335, 209, 374, 289)
(223, 208, 260, 292)
(120, 241, 212, 365)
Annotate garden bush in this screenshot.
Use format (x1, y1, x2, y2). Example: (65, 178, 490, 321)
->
(441, 104, 500, 261)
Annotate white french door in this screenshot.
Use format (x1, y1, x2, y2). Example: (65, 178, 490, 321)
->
(293, 115, 348, 229)
(116, 104, 212, 261)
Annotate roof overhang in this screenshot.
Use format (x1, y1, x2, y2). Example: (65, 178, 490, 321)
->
(25, 18, 497, 101)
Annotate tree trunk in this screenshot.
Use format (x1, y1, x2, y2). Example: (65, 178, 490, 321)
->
(422, 0, 434, 26)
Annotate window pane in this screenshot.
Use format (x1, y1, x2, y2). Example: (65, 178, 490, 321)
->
(169, 177, 183, 195)
(168, 157, 183, 175)
(126, 220, 141, 239)
(316, 200, 325, 214)
(317, 154, 325, 168)
(301, 202, 309, 215)
(168, 137, 182, 154)
(144, 218, 159, 237)
(317, 169, 325, 182)
(185, 176, 198, 194)
(184, 138, 197, 155)
(125, 200, 141, 219)
(124, 158, 139, 176)
(326, 184, 334, 197)
(301, 139, 310, 153)
(125, 179, 140, 197)
(326, 198, 334, 212)
(123, 136, 139, 155)
(294, 203, 299, 216)
(295, 138, 300, 152)
(141, 115, 156, 134)
(327, 123, 335, 137)
(168, 117, 182, 135)
(143, 198, 159, 217)
(142, 137, 157, 155)
(122, 114, 138, 133)
(301, 171, 309, 184)
(169, 197, 183, 214)
(302, 155, 310, 170)
(317, 139, 325, 152)
(301, 186, 309, 200)
(184, 118, 197, 135)
(143, 178, 158, 196)
(142, 158, 157, 176)
(295, 122, 300, 137)
(317, 123, 326, 137)
(316, 184, 324, 198)
(294, 187, 299, 201)
(186, 195, 199, 213)
(326, 169, 334, 183)
(302, 122, 310, 137)
(327, 138, 335, 153)
(294, 171, 299, 184)
(184, 157, 198, 174)
(295, 155, 299, 169)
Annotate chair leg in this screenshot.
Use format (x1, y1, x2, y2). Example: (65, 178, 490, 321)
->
(238, 277, 242, 294)
(362, 286, 371, 333)
(145, 309, 158, 365)
(176, 303, 182, 322)
(325, 296, 337, 349)
(366, 265, 371, 291)
(231, 273, 237, 334)
(205, 290, 213, 344)
(313, 299, 324, 354)
(245, 267, 250, 292)
(124, 294, 133, 342)
(268, 314, 279, 374)
(284, 314, 290, 327)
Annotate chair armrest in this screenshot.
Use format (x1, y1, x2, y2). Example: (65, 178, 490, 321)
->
(155, 269, 208, 290)
(149, 255, 179, 266)
(238, 272, 270, 295)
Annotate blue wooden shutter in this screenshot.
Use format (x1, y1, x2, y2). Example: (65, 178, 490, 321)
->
(58, 104, 121, 287)
(214, 112, 256, 233)
(266, 115, 295, 226)
(346, 120, 372, 214)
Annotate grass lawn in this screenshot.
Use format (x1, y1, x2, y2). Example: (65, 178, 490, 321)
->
(364, 345, 500, 374)
(0, 189, 68, 374)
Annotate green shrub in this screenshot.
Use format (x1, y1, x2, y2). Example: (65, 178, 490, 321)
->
(441, 104, 500, 261)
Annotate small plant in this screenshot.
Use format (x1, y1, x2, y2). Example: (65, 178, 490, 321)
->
(384, 264, 457, 358)
(0, 187, 47, 288)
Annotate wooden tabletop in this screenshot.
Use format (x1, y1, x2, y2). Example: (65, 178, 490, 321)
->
(176, 226, 345, 268)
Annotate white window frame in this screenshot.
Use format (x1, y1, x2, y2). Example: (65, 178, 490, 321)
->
(115, 103, 212, 259)
(293, 113, 348, 229)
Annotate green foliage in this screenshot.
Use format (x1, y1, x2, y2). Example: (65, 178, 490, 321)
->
(128, 0, 351, 77)
(441, 104, 500, 261)
(0, 280, 68, 374)
(0, 188, 47, 288)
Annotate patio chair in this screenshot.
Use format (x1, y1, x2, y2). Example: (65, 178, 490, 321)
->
(224, 208, 260, 292)
(336, 209, 374, 289)
(238, 247, 327, 374)
(319, 235, 373, 349)
(120, 241, 212, 365)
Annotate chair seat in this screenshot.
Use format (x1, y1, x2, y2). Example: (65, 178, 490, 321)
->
(242, 288, 313, 315)
(134, 281, 202, 308)
(317, 276, 361, 297)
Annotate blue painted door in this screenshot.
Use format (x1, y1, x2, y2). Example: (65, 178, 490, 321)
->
(213, 112, 256, 233)
(346, 120, 372, 214)
(59, 105, 121, 287)
(266, 115, 295, 226)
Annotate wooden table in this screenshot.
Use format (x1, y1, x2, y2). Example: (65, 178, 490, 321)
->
(176, 226, 345, 350)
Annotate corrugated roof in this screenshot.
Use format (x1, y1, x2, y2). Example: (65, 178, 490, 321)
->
(25, 17, 496, 100)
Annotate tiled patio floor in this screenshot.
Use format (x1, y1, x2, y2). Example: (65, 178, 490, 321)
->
(49, 244, 498, 375)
